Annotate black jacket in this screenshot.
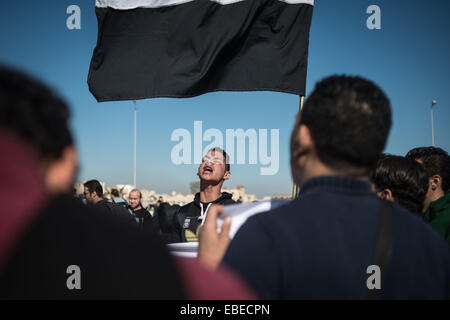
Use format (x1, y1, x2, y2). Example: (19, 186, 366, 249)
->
(169, 192, 236, 243)
(131, 206, 155, 233)
(0, 195, 185, 299)
(223, 176, 450, 299)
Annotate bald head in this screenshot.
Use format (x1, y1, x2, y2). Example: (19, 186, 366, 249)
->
(129, 189, 142, 210)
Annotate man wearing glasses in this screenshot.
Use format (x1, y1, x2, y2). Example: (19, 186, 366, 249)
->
(169, 147, 235, 243)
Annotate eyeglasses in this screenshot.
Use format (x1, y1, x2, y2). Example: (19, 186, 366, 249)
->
(202, 156, 224, 165)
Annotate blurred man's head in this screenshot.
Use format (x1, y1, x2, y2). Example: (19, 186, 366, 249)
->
(406, 146, 450, 208)
(372, 155, 429, 214)
(83, 180, 103, 205)
(0, 66, 77, 195)
(197, 147, 230, 187)
(290, 75, 391, 186)
(129, 189, 142, 210)
(110, 189, 120, 199)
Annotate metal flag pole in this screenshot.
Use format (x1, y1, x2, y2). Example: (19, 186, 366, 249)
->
(291, 95, 305, 199)
(133, 100, 137, 187)
(431, 100, 437, 146)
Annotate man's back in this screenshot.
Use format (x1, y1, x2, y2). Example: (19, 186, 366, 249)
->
(223, 176, 450, 299)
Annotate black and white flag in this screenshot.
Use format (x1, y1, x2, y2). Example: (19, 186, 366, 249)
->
(88, 0, 314, 102)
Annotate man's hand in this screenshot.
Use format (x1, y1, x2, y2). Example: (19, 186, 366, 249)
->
(197, 204, 232, 270)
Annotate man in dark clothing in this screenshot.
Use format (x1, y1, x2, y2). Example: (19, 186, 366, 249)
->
(198, 75, 450, 299)
(372, 155, 429, 215)
(84, 179, 134, 224)
(110, 188, 128, 208)
(128, 188, 155, 233)
(170, 148, 236, 243)
(406, 147, 450, 245)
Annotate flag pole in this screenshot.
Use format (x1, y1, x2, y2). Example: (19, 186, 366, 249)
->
(291, 95, 304, 199)
(133, 100, 137, 187)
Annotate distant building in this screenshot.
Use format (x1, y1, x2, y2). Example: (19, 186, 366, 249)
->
(74, 183, 263, 205)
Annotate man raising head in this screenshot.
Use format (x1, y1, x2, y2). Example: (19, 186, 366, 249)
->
(170, 147, 235, 243)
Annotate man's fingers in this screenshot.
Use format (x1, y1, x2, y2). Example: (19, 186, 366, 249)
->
(203, 204, 224, 229)
(220, 216, 232, 238)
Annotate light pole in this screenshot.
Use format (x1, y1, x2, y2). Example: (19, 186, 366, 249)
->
(431, 100, 437, 146)
(133, 100, 137, 187)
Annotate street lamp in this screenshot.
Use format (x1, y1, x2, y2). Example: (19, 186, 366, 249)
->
(431, 100, 437, 146)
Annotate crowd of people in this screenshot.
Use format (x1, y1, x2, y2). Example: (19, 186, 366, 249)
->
(0, 66, 449, 299)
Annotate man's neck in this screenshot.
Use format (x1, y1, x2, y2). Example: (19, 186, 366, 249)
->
(133, 204, 143, 211)
(296, 156, 369, 187)
(93, 197, 103, 205)
(199, 184, 222, 203)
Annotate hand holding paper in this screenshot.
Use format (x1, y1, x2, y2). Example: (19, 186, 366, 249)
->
(197, 204, 231, 270)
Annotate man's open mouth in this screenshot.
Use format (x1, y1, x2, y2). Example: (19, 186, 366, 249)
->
(204, 166, 213, 173)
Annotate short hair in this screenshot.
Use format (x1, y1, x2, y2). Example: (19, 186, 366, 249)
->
(297, 75, 391, 173)
(111, 189, 120, 197)
(208, 147, 230, 172)
(406, 147, 450, 192)
(130, 188, 142, 199)
(0, 66, 73, 160)
(84, 180, 103, 198)
(372, 155, 429, 214)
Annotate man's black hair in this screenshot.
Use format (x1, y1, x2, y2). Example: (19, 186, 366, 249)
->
(372, 155, 429, 214)
(299, 75, 391, 173)
(208, 147, 230, 172)
(0, 66, 73, 160)
(111, 189, 120, 198)
(84, 180, 103, 198)
(406, 147, 450, 193)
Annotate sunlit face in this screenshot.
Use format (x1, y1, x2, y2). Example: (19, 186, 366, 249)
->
(197, 151, 229, 183)
(129, 190, 141, 209)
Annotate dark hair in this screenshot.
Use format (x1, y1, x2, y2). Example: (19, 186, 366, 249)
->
(0, 66, 73, 160)
(208, 147, 230, 172)
(406, 147, 450, 192)
(111, 189, 120, 197)
(298, 75, 391, 173)
(84, 180, 103, 198)
(372, 155, 429, 214)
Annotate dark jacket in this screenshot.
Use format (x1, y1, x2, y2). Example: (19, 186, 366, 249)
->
(169, 192, 236, 243)
(424, 193, 450, 246)
(131, 205, 155, 233)
(223, 176, 450, 299)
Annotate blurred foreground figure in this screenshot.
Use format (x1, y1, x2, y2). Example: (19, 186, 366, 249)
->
(198, 75, 450, 299)
(0, 66, 255, 299)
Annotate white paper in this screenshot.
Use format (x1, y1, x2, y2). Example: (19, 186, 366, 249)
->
(166, 200, 290, 258)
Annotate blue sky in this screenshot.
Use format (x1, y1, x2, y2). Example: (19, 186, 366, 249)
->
(0, 0, 449, 198)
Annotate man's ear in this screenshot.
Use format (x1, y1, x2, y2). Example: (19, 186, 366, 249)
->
(223, 171, 230, 181)
(378, 189, 394, 202)
(292, 124, 313, 161)
(299, 125, 313, 150)
(430, 175, 442, 191)
(45, 146, 78, 195)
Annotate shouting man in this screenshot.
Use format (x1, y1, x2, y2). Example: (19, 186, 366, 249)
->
(170, 147, 235, 243)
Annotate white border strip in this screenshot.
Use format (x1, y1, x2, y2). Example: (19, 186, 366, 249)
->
(96, 0, 314, 9)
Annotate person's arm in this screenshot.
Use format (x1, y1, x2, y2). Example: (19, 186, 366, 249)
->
(197, 205, 231, 270)
(198, 204, 281, 299)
